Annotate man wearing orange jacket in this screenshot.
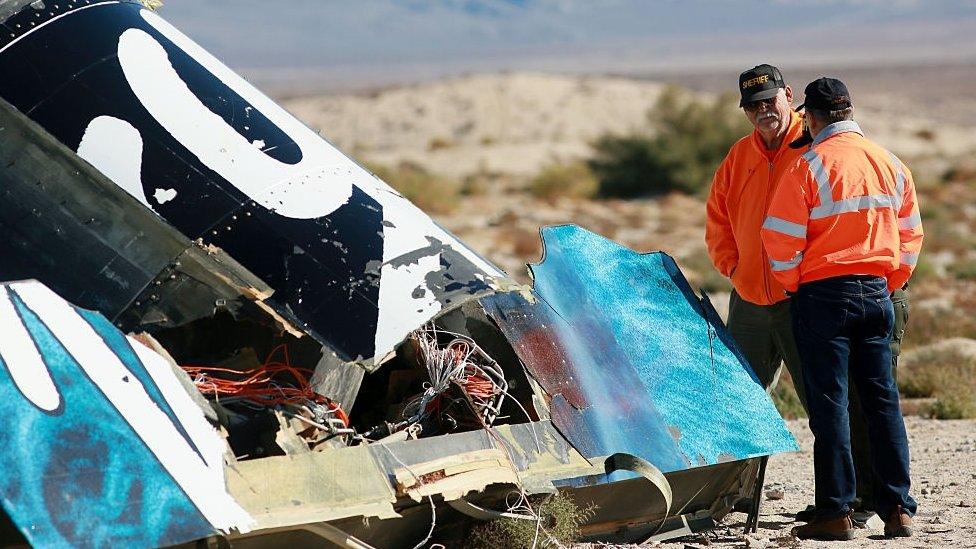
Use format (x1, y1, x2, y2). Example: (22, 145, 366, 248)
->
(761, 78, 921, 541)
(706, 64, 807, 409)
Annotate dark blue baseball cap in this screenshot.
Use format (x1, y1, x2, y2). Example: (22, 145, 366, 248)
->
(796, 77, 852, 112)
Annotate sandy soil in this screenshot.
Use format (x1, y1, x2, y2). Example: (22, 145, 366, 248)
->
(571, 418, 976, 549)
(282, 72, 976, 179)
(647, 417, 976, 549)
(284, 73, 666, 177)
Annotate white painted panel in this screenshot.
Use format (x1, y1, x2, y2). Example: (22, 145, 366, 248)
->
(118, 26, 356, 219)
(12, 281, 253, 533)
(77, 115, 150, 209)
(0, 286, 62, 412)
(128, 337, 225, 474)
(127, 10, 505, 363)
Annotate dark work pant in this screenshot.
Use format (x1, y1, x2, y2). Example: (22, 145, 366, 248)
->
(849, 287, 909, 510)
(727, 290, 808, 412)
(792, 276, 917, 520)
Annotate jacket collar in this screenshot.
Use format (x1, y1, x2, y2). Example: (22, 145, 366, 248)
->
(811, 120, 863, 147)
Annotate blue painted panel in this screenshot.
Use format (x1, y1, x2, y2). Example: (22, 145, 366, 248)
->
(0, 288, 214, 548)
(482, 225, 797, 474)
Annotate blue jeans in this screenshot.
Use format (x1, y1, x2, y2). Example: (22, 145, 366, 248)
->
(791, 275, 917, 520)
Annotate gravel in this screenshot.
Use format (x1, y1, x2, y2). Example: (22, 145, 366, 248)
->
(576, 417, 976, 548)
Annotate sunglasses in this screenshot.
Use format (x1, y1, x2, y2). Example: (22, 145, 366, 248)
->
(743, 97, 778, 112)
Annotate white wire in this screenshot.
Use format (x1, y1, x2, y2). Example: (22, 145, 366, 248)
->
(406, 324, 571, 547)
(411, 324, 508, 426)
(381, 444, 437, 549)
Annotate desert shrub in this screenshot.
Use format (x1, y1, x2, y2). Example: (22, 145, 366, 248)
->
(948, 259, 976, 280)
(588, 86, 752, 198)
(942, 159, 976, 184)
(461, 163, 509, 197)
(898, 365, 939, 399)
(528, 161, 599, 201)
(898, 345, 976, 419)
(365, 161, 460, 214)
(928, 392, 976, 420)
(459, 176, 489, 196)
(588, 134, 667, 198)
(427, 136, 455, 151)
(771, 371, 807, 420)
(902, 288, 976, 349)
(466, 492, 596, 549)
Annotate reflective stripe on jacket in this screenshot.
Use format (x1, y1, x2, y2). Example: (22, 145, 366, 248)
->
(706, 110, 805, 305)
(760, 121, 924, 293)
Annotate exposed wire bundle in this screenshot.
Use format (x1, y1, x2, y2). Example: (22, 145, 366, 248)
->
(181, 344, 350, 428)
(405, 324, 508, 427)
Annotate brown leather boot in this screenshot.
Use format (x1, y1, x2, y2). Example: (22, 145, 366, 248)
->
(884, 505, 914, 538)
(791, 512, 855, 541)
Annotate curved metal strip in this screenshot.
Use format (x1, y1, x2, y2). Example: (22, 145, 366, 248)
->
(605, 453, 672, 520)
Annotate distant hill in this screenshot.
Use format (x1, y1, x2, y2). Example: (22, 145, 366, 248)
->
(157, 1, 976, 92)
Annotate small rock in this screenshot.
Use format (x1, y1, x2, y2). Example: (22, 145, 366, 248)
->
(959, 500, 973, 508)
(765, 489, 785, 501)
(921, 487, 930, 495)
(924, 526, 954, 534)
(744, 535, 769, 548)
(865, 514, 886, 530)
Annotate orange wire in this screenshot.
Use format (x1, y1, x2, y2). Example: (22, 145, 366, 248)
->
(181, 344, 350, 427)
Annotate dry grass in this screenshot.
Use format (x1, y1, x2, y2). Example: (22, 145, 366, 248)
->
(527, 161, 599, 201)
(902, 280, 976, 349)
(365, 160, 461, 214)
(913, 175, 976, 281)
(771, 371, 807, 420)
(466, 492, 595, 549)
(427, 136, 455, 151)
(899, 343, 976, 419)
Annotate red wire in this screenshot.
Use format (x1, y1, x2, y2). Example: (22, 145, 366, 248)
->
(181, 344, 350, 427)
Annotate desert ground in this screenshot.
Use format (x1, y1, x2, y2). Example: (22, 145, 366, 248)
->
(567, 416, 976, 549)
(279, 65, 976, 546)
(285, 68, 976, 180)
(651, 417, 976, 549)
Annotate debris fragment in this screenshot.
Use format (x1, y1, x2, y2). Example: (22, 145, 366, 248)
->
(0, 2, 800, 546)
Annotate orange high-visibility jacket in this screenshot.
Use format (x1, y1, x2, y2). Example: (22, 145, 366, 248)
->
(760, 121, 923, 294)
(706, 110, 805, 305)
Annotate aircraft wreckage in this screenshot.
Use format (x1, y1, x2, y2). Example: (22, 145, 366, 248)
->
(0, 1, 798, 547)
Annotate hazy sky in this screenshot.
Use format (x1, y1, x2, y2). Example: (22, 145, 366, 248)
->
(157, 1, 976, 90)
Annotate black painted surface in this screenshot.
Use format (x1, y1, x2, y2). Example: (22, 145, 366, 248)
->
(0, 96, 180, 317)
(0, 0, 502, 364)
(0, 2, 386, 360)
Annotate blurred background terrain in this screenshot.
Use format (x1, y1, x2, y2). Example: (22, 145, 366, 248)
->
(157, 1, 976, 421)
